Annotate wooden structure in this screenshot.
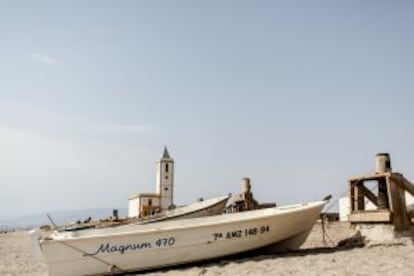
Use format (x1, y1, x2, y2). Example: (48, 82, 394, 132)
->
(226, 178, 276, 213)
(349, 153, 414, 230)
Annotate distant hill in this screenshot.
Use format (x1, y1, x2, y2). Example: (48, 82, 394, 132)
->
(0, 207, 127, 231)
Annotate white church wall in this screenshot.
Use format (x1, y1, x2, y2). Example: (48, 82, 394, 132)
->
(339, 197, 349, 222)
(406, 193, 414, 205)
(128, 198, 140, 218)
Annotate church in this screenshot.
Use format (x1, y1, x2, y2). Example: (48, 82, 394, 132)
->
(128, 147, 175, 218)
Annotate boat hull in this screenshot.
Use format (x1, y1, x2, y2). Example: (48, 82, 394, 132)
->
(139, 195, 229, 224)
(39, 201, 326, 276)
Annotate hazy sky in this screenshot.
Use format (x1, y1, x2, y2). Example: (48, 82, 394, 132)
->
(1, 1, 414, 217)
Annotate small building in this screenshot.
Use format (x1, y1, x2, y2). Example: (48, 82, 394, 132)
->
(128, 147, 175, 218)
(128, 193, 161, 218)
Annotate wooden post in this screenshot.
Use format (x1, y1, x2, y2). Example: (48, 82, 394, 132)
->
(350, 180, 365, 212)
(388, 176, 410, 230)
(350, 180, 355, 212)
(355, 183, 365, 211)
(377, 177, 389, 209)
(386, 175, 394, 213)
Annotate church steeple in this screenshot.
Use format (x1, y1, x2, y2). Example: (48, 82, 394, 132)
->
(162, 146, 171, 159)
(157, 146, 174, 211)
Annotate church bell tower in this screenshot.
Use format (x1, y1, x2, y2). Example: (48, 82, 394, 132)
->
(156, 146, 174, 211)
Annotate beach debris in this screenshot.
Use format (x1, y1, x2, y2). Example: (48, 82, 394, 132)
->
(39, 225, 51, 231)
(337, 230, 365, 248)
(199, 268, 208, 275)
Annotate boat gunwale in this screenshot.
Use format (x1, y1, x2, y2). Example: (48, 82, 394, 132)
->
(43, 201, 326, 243)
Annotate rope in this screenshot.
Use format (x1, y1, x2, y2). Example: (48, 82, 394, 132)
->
(320, 214, 337, 247)
(324, 188, 348, 213)
(52, 239, 126, 274)
(320, 184, 352, 247)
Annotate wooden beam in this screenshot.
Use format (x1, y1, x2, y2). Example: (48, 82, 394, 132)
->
(348, 172, 391, 182)
(349, 211, 391, 223)
(393, 174, 414, 197)
(359, 185, 378, 206)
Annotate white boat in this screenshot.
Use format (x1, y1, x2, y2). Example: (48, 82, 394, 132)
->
(138, 195, 230, 224)
(63, 195, 230, 232)
(32, 200, 326, 276)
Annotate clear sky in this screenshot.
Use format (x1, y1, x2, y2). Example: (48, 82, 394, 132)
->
(1, 1, 414, 217)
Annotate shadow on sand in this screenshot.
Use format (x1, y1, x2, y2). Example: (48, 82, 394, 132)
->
(129, 239, 364, 275)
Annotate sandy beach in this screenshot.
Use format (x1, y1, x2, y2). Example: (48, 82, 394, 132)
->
(1, 222, 414, 276)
